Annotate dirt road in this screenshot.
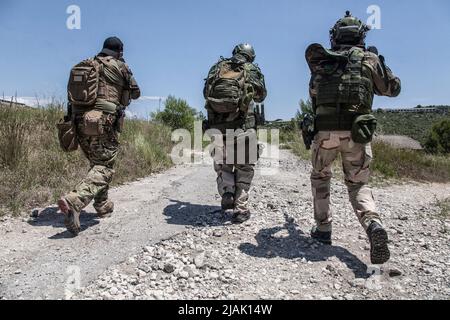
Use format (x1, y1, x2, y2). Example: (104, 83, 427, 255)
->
(1, 150, 449, 300)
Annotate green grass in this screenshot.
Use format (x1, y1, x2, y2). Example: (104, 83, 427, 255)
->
(372, 142, 450, 183)
(0, 104, 174, 216)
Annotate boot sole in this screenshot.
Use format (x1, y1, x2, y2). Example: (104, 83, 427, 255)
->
(231, 213, 251, 224)
(370, 228, 391, 264)
(58, 199, 80, 236)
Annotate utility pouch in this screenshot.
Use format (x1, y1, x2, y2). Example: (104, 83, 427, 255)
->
(57, 119, 78, 152)
(81, 110, 104, 136)
(352, 114, 377, 144)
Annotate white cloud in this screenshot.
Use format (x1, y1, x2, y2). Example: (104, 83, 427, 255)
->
(138, 96, 167, 102)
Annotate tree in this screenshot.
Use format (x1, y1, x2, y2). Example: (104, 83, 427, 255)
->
(424, 118, 450, 154)
(295, 99, 314, 123)
(151, 96, 199, 131)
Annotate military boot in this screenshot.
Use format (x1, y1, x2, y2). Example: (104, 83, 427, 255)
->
(221, 193, 235, 211)
(231, 210, 251, 224)
(57, 198, 81, 236)
(94, 200, 114, 218)
(367, 221, 390, 264)
(311, 226, 332, 245)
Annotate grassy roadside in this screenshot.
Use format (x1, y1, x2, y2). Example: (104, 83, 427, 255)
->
(276, 127, 450, 184)
(0, 104, 174, 216)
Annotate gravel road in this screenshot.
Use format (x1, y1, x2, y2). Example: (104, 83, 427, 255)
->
(1, 149, 449, 300)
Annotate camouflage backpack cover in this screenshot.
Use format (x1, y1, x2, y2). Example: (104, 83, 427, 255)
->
(306, 43, 374, 114)
(67, 58, 102, 107)
(205, 59, 249, 114)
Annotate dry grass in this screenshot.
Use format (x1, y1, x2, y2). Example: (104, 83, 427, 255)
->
(0, 104, 173, 216)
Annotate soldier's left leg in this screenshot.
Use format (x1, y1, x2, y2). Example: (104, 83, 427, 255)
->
(234, 164, 255, 213)
(341, 141, 381, 230)
(342, 139, 390, 264)
(66, 129, 118, 213)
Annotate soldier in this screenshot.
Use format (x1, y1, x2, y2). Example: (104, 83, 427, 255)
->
(203, 44, 267, 223)
(58, 37, 141, 235)
(305, 12, 401, 264)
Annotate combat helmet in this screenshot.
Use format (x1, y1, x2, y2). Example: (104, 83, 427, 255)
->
(330, 11, 370, 49)
(232, 43, 256, 63)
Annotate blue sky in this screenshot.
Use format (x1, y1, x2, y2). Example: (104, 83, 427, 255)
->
(1, 0, 450, 120)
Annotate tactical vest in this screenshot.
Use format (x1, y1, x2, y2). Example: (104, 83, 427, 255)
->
(96, 56, 126, 107)
(315, 47, 374, 114)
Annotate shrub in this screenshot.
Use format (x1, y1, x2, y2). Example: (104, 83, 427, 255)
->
(151, 95, 200, 131)
(424, 119, 450, 154)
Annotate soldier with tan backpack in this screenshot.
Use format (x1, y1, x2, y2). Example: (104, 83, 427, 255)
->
(204, 44, 267, 224)
(57, 37, 140, 236)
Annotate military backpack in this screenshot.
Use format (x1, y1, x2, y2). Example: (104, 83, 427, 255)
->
(306, 44, 374, 114)
(205, 60, 249, 114)
(67, 58, 102, 107)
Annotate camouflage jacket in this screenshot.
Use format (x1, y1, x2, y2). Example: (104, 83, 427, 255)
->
(73, 55, 141, 114)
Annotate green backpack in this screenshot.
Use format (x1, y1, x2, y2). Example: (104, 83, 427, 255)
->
(205, 60, 249, 114)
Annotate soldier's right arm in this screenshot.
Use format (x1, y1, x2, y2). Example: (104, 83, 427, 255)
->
(364, 52, 401, 98)
(128, 74, 141, 100)
(123, 64, 141, 100)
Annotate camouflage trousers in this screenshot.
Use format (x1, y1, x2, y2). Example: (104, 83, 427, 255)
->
(311, 131, 382, 232)
(65, 113, 118, 213)
(213, 130, 258, 213)
(214, 162, 255, 213)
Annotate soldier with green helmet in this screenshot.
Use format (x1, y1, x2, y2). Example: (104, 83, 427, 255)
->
(58, 37, 141, 236)
(305, 12, 401, 264)
(204, 44, 267, 223)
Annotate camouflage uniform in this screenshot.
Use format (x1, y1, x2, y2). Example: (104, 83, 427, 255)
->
(204, 51, 267, 216)
(309, 45, 401, 233)
(63, 42, 140, 229)
(65, 112, 119, 214)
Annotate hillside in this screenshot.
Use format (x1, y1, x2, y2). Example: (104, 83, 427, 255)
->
(375, 110, 449, 144)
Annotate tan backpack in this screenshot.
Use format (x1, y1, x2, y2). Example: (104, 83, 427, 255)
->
(67, 58, 101, 107)
(206, 60, 248, 114)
